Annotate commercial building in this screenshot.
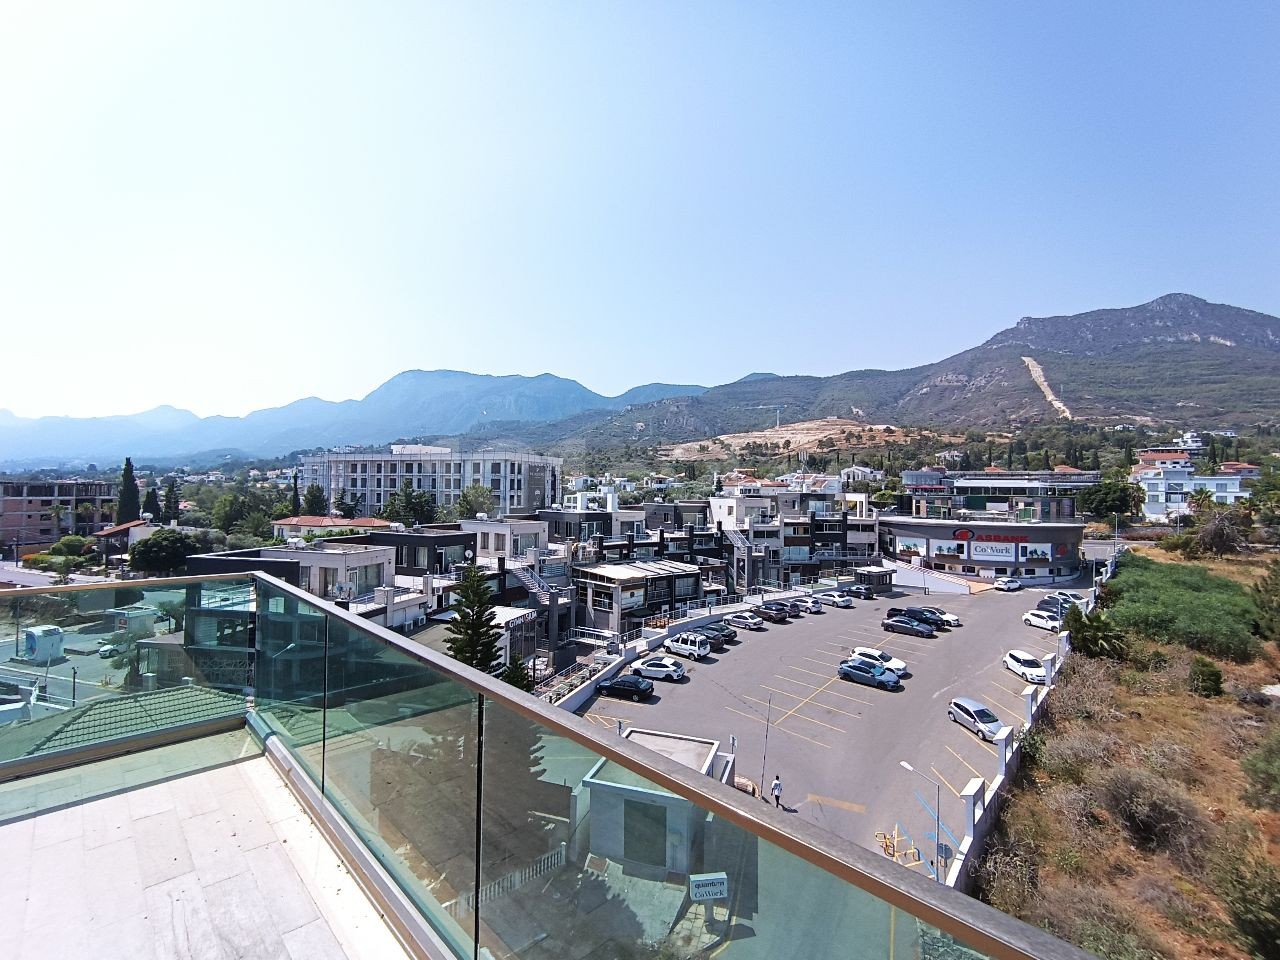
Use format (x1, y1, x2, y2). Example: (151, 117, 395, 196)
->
(0, 479, 116, 554)
(878, 517, 1086, 581)
(299, 444, 561, 518)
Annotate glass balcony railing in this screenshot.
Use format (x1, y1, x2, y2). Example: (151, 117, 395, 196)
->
(0, 573, 1086, 960)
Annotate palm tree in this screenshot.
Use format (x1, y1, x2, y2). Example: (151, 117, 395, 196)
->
(76, 501, 96, 534)
(47, 503, 67, 537)
(1188, 488, 1216, 516)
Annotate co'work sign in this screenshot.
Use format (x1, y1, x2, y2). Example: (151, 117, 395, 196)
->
(689, 872, 729, 902)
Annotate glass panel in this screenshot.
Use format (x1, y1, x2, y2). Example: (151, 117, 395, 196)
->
(314, 602, 480, 958)
(0, 579, 252, 767)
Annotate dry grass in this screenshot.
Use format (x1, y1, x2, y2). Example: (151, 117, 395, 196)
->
(979, 640, 1280, 960)
(1128, 544, 1275, 588)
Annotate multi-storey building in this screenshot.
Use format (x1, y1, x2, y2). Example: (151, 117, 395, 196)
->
(1130, 452, 1251, 520)
(299, 444, 561, 518)
(0, 479, 116, 554)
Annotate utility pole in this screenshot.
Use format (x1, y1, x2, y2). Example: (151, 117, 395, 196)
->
(758, 695, 773, 796)
(900, 761, 944, 883)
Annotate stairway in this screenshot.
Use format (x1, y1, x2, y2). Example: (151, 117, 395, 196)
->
(512, 563, 553, 605)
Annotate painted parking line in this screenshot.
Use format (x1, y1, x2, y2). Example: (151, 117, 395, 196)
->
(774, 673, 872, 705)
(741, 694, 846, 732)
(984, 688, 1027, 715)
(800, 655, 843, 669)
(930, 765, 963, 798)
(945, 744, 985, 780)
(775, 676, 841, 726)
(804, 793, 866, 815)
(785, 664, 838, 681)
(757, 687, 864, 721)
(872, 636, 935, 652)
(724, 705, 830, 749)
(990, 676, 1032, 699)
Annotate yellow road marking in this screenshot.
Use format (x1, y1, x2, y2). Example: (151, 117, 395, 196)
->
(723, 706, 830, 749)
(985, 691, 1025, 715)
(991, 677, 1030, 699)
(946, 744, 985, 779)
(801, 656, 841, 669)
(785, 664, 837, 681)
(973, 737, 998, 756)
(742, 695, 847, 731)
(760, 686, 864, 718)
(805, 793, 866, 814)
(930, 765, 963, 798)
(773, 673, 820, 687)
(776, 676, 839, 726)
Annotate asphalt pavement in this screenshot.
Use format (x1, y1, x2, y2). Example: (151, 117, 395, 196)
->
(578, 581, 1079, 878)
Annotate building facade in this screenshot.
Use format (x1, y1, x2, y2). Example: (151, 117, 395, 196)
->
(878, 517, 1086, 581)
(0, 480, 117, 554)
(1130, 453, 1252, 520)
(299, 445, 561, 518)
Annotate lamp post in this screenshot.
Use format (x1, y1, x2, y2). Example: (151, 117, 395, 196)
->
(900, 760, 943, 883)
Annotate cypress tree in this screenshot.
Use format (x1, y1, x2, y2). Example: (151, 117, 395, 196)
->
(301, 484, 328, 517)
(444, 565, 503, 673)
(290, 473, 302, 516)
(142, 487, 162, 521)
(162, 478, 179, 524)
(116, 458, 141, 523)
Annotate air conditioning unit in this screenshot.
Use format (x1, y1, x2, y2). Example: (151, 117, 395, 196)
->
(389, 522, 406, 532)
(286, 537, 306, 549)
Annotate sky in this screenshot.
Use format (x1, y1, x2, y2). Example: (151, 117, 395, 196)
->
(2, 2, 1278, 419)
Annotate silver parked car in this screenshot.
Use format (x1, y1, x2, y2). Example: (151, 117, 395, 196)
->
(947, 697, 1003, 741)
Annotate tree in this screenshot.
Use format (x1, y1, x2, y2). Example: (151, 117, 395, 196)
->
(1079, 480, 1142, 518)
(76, 501, 96, 534)
(444, 565, 503, 673)
(455, 483, 495, 521)
(501, 657, 535, 692)
(128, 528, 202, 574)
(332, 489, 356, 520)
(1040, 449, 1051, 471)
(1063, 604, 1127, 659)
(1187, 488, 1216, 515)
(1249, 559, 1280, 644)
(1194, 508, 1250, 558)
(1089, 449, 1101, 471)
(117, 458, 141, 523)
(212, 493, 246, 532)
(141, 487, 162, 521)
(47, 502, 67, 535)
(162, 479, 179, 525)
(301, 484, 328, 517)
(290, 473, 302, 516)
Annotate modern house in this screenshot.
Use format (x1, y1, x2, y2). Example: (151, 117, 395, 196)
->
(1130, 454, 1252, 520)
(270, 515, 393, 539)
(299, 444, 561, 518)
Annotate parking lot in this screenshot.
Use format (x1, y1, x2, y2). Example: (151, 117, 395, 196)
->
(578, 583, 1075, 878)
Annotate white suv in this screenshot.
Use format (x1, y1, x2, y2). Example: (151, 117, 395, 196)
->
(663, 633, 711, 660)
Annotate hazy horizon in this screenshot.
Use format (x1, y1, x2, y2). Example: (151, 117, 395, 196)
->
(3, 3, 1277, 419)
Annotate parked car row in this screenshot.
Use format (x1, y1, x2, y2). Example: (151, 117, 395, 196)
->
(596, 615, 752, 701)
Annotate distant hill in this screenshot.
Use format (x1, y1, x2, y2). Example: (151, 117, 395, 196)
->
(0, 371, 706, 464)
(447, 294, 1280, 452)
(3, 294, 1276, 464)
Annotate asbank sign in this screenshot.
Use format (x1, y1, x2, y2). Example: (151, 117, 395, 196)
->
(949, 528, 1068, 562)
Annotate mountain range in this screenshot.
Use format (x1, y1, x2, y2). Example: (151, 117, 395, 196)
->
(2, 294, 1277, 465)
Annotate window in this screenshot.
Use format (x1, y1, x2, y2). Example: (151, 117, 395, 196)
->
(480, 532, 490, 550)
(494, 533, 506, 553)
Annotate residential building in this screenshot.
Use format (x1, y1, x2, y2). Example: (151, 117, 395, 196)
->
(537, 490, 645, 543)
(840, 463, 887, 484)
(1217, 461, 1262, 480)
(460, 517, 548, 561)
(573, 557, 704, 635)
(1130, 454, 1252, 520)
(299, 444, 561, 518)
(271, 515, 393, 539)
(0, 479, 116, 554)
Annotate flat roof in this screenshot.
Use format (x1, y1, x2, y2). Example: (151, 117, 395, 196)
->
(578, 559, 701, 581)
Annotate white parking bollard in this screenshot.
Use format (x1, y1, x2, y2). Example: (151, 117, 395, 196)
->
(993, 725, 1014, 780)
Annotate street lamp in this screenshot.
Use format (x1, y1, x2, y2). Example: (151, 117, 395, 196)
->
(900, 760, 943, 883)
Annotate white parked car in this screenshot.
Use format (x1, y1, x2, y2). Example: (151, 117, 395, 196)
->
(1022, 610, 1062, 632)
(1003, 650, 1047, 684)
(723, 612, 765, 631)
(1046, 591, 1088, 607)
(814, 592, 854, 608)
(663, 633, 711, 659)
(993, 577, 1023, 592)
(632, 656, 686, 682)
(853, 646, 908, 675)
(918, 606, 962, 628)
(794, 596, 825, 614)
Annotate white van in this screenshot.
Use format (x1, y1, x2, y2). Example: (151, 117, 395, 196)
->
(662, 633, 711, 660)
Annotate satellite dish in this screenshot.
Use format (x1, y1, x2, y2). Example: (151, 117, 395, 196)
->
(464, 549, 474, 559)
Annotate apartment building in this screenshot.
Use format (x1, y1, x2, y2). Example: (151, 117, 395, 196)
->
(1130, 452, 1252, 520)
(901, 467, 1098, 522)
(299, 444, 561, 518)
(0, 479, 117, 554)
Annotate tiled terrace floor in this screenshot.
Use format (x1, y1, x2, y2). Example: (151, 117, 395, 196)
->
(0, 730, 411, 960)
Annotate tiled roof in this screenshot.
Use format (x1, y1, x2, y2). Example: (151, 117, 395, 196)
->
(273, 516, 392, 528)
(3, 686, 246, 759)
(93, 519, 148, 537)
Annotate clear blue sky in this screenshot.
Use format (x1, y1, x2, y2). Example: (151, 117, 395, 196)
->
(2, 2, 1277, 418)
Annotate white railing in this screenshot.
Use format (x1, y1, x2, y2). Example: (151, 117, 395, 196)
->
(444, 843, 567, 917)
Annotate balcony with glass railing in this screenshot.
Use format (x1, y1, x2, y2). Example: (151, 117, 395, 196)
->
(0, 573, 1089, 960)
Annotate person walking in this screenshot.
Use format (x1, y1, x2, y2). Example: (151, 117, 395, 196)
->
(770, 775, 783, 809)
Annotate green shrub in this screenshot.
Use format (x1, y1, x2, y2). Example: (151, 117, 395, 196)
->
(1187, 656, 1223, 697)
(1243, 727, 1280, 811)
(1216, 855, 1280, 960)
(1104, 553, 1262, 661)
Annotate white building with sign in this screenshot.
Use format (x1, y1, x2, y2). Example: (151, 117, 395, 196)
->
(878, 517, 1086, 583)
